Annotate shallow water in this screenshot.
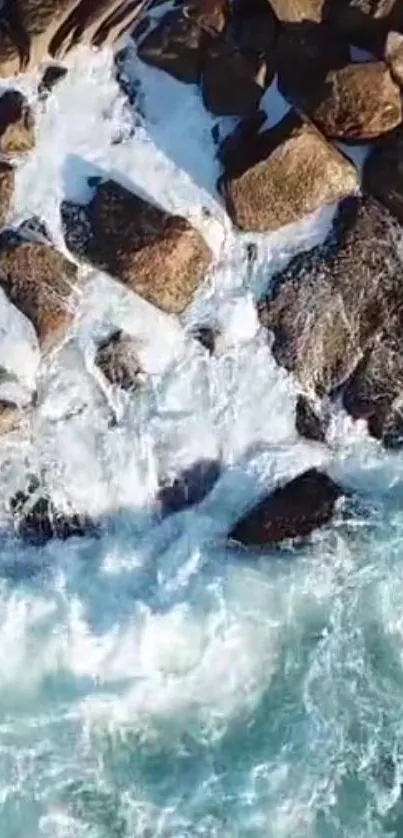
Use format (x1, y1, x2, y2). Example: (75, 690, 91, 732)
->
(0, 32, 402, 838)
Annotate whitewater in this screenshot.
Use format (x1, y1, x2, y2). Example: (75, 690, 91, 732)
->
(0, 24, 402, 838)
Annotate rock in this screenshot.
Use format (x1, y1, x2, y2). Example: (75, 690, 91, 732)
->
(229, 468, 342, 547)
(230, 0, 278, 58)
(0, 400, 24, 435)
(202, 41, 270, 116)
(220, 110, 358, 232)
(258, 196, 403, 439)
(327, 0, 403, 54)
(301, 62, 402, 142)
(0, 232, 79, 348)
(268, 0, 325, 23)
(95, 330, 142, 391)
(0, 162, 15, 228)
(38, 63, 68, 99)
(295, 394, 327, 442)
(0, 90, 34, 155)
(191, 324, 218, 353)
(385, 31, 403, 87)
(276, 22, 350, 111)
(10, 478, 92, 545)
(137, 1, 228, 84)
(61, 179, 212, 315)
(0, 0, 148, 76)
(158, 458, 221, 515)
(343, 336, 403, 446)
(363, 126, 403, 223)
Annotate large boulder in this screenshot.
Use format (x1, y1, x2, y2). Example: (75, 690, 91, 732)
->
(0, 90, 35, 156)
(219, 110, 358, 232)
(276, 23, 349, 111)
(229, 469, 342, 547)
(230, 0, 278, 58)
(137, 2, 229, 84)
(326, 0, 403, 53)
(259, 196, 403, 441)
(201, 41, 270, 116)
(95, 330, 143, 391)
(61, 179, 212, 315)
(0, 232, 79, 349)
(363, 125, 403, 223)
(298, 62, 402, 142)
(0, 0, 147, 76)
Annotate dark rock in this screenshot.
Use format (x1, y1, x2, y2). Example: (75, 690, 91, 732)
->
(158, 458, 221, 515)
(363, 125, 403, 224)
(327, 0, 403, 54)
(61, 179, 212, 315)
(95, 330, 142, 391)
(0, 90, 34, 155)
(38, 63, 68, 99)
(201, 40, 270, 116)
(259, 196, 403, 442)
(220, 110, 358, 232)
(229, 468, 342, 547)
(343, 336, 403, 446)
(137, 1, 229, 84)
(295, 394, 327, 442)
(301, 62, 402, 142)
(10, 477, 91, 545)
(191, 324, 218, 353)
(276, 22, 350, 112)
(0, 231, 79, 348)
(217, 109, 267, 169)
(230, 0, 278, 59)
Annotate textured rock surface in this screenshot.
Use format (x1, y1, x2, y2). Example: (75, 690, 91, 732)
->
(259, 196, 403, 442)
(0, 90, 34, 155)
(0, 400, 24, 436)
(363, 126, 403, 223)
(295, 394, 327, 443)
(62, 179, 212, 315)
(220, 110, 358, 232)
(268, 0, 325, 23)
(0, 233, 79, 348)
(95, 330, 143, 391)
(385, 31, 403, 86)
(0, 162, 15, 228)
(303, 62, 402, 142)
(229, 469, 342, 547)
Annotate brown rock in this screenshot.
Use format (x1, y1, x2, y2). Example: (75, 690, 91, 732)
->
(202, 41, 270, 116)
(304, 62, 402, 142)
(0, 91, 34, 155)
(137, 1, 229, 84)
(327, 0, 403, 54)
(385, 31, 403, 87)
(276, 22, 350, 111)
(0, 162, 15, 228)
(0, 400, 23, 436)
(268, 0, 325, 23)
(259, 196, 403, 441)
(62, 179, 212, 315)
(229, 469, 342, 547)
(295, 394, 327, 442)
(0, 233, 79, 348)
(220, 110, 358, 232)
(363, 125, 403, 223)
(95, 330, 142, 391)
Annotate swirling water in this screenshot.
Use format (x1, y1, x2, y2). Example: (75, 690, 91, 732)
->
(0, 35, 403, 838)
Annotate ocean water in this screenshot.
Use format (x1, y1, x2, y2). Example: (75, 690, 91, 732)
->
(0, 32, 402, 838)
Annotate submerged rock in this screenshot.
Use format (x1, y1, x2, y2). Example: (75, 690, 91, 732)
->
(259, 196, 403, 443)
(191, 324, 218, 354)
(95, 330, 143, 391)
(158, 458, 221, 515)
(229, 469, 342, 547)
(0, 90, 34, 155)
(62, 178, 212, 315)
(0, 232, 79, 348)
(220, 110, 358, 232)
(10, 477, 92, 545)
